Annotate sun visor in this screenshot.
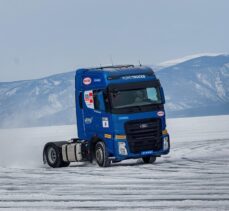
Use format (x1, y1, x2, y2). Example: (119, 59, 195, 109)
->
(108, 80, 161, 91)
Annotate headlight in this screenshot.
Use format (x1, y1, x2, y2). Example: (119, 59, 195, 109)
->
(118, 142, 128, 155)
(163, 136, 169, 151)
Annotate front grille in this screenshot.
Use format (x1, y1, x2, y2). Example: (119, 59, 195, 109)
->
(125, 118, 162, 153)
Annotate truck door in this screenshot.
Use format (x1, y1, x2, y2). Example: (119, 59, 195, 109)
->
(83, 89, 111, 140)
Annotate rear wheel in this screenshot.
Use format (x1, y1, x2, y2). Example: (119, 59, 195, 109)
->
(142, 156, 156, 164)
(44, 143, 70, 168)
(95, 141, 111, 167)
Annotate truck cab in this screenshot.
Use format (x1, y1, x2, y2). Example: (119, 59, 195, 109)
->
(43, 65, 170, 167)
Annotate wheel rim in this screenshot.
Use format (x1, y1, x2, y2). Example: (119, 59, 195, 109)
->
(96, 147, 103, 164)
(48, 147, 57, 164)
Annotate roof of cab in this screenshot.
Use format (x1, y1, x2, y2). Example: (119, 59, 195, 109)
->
(77, 65, 154, 78)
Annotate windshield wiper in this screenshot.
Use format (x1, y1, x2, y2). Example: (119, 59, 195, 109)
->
(129, 105, 142, 112)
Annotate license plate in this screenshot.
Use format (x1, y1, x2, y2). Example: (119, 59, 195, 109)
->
(141, 150, 153, 155)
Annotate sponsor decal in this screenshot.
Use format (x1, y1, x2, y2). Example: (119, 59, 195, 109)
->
(94, 78, 101, 83)
(83, 77, 92, 85)
(102, 117, 109, 128)
(122, 75, 146, 80)
(84, 90, 94, 109)
(104, 134, 112, 139)
(157, 111, 164, 117)
(115, 135, 126, 139)
(85, 117, 93, 124)
(118, 116, 129, 120)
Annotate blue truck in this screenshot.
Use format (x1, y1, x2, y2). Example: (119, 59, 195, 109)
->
(43, 65, 170, 167)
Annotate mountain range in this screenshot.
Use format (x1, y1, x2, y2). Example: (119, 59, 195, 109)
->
(157, 54, 229, 117)
(0, 54, 229, 128)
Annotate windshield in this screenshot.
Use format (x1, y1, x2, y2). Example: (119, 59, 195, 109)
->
(111, 87, 162, 109)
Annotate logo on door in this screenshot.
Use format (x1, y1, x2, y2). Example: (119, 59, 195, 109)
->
(83, 77, 92, 85)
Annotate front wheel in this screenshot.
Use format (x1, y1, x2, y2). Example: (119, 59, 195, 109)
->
(95, 141, 111, 167)
(142, 156, 156, 164)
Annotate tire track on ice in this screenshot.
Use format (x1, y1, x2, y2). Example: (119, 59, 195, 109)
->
(0, 133, 229, 210)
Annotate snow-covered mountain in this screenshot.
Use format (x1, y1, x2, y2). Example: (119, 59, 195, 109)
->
(0, 71, 76, 128)
(158, 53, 225, 68)
(0, 54, 229, 128)
(157, 54, 229, 117)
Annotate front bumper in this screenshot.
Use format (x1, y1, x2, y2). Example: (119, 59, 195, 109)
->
(114, 134, 170, 161)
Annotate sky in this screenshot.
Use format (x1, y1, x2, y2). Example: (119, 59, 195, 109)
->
(0, 0, 229, 82)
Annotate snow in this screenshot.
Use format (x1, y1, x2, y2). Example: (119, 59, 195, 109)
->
(5, 87, 19, 96)
(166, 102, 184, 110)
(0, 115, 229, 210)
(35, 87, 40, 95)
(159, 53, 227, 68)
(48, 94, 63, 109)
(52, 80, 61, 86)
(215, 73, 226, 99)
(196, 73, 213, 89)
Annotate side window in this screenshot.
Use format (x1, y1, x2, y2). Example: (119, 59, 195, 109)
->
(84, 90, 106, 111)
(84, 90, 94, 109)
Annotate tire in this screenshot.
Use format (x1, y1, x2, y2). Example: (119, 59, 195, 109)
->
(142, 156, 156, 164)
(59, 161, 70, 167)
(44, 143, 70, 168)
(95, 141, 111, 167)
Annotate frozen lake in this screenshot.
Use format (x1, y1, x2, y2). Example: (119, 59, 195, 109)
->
(0, 115, 229, 210)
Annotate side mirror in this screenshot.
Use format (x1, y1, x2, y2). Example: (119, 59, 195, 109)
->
(160, 87, 165, 104)
(111, 89, 120, 98)
(97, 91, 105, 111)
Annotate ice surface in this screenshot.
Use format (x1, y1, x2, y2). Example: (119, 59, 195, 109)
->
(0, 115, 229, 210)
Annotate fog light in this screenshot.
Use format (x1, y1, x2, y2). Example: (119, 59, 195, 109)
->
(163, 136, 169, 151)
(118, 142, 128, 155)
